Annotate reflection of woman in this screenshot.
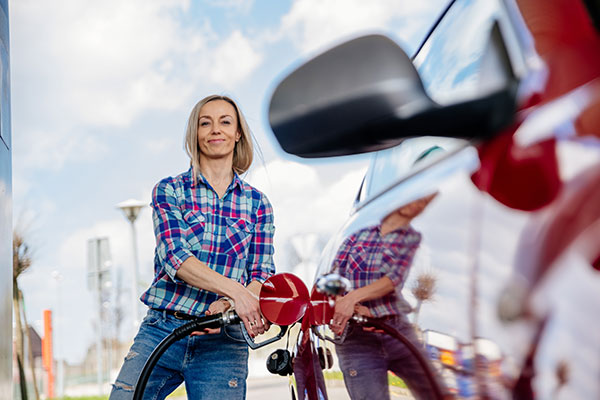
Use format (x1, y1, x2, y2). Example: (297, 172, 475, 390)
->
(110, 95, 275, 399)
(331, 194, 443, 400)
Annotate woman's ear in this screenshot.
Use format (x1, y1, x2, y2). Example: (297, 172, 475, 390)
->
(236, 130, 241, 142)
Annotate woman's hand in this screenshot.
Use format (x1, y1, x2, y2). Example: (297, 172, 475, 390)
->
(231, 286, 268, 338)
(190, 298, 232, 336)
(330, 292, 359, 335)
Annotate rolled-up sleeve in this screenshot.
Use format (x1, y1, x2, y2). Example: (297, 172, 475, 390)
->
(333, 235, 356, 275)
(380, 232, 421, 287)
(151, 179, 194, 282)
(246, 193, 276, 283)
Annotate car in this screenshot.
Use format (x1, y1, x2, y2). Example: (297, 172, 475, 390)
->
(266, 0, 600, 399)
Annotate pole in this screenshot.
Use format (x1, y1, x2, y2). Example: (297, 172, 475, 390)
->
(52, 271, 64, 398)
(96, 238, 103, 395)
(130, 221, 141, 326)
(42, 310, 54, 399)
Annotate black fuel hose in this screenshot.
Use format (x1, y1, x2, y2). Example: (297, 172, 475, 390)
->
(132, 312, 237, 400)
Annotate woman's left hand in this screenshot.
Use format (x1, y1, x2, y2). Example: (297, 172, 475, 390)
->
(330, 293, 358, 335)
(190, 298, 232, 336)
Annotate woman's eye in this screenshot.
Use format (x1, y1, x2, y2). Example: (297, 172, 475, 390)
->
(200, 121, 210, 127)
(222, 120, 231, 125)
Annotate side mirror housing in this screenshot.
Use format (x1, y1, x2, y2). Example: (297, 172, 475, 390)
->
(268, 27, 517, 158)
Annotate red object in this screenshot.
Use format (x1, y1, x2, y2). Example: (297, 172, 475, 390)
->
(42, 309, 54, 399)
(309, 287, 334, 326)
(471, 131, 561, 211)
(259, 273, 310, 326)
(472, 0, 600, 211)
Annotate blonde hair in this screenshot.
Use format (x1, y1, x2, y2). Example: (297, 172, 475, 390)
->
(184, 95, 253, 179)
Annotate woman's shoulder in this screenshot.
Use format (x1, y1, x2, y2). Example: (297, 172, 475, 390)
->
(152, 169, 193, 195)
(238, 177, 273, 209)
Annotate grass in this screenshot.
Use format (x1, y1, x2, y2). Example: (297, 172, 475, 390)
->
(323, 370, 408, 388)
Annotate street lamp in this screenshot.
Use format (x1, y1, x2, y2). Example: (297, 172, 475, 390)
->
(116, 199, 146, 327)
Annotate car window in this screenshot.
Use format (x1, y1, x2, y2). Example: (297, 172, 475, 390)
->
(413, 0, 499, 104)
(357, 137, 467, 205)
(355, 0, 501, 206)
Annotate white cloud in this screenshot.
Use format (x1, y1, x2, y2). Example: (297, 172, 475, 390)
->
(247, 159, 367, 270)
(279, 0, 448, 55)
(209, 30, 263, 89)
(11, 0, 265, 174)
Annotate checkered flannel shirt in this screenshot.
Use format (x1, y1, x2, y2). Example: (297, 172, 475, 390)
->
(333, 225, 421, 317)
(140, 167, 275, 315)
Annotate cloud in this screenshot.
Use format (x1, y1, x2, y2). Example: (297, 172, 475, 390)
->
(278, 0, 448, 55)
(247, 159, 367, 270)
(208, 30, 263, 90)
(11, 0, 265, 175)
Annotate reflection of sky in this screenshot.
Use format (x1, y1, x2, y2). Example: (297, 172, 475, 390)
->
(528, 254, 600, 400)
(363, 137, 466, 202)
(414, 0, 497, 105)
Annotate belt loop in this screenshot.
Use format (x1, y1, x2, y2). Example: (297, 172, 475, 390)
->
(161, 309, 168, 321)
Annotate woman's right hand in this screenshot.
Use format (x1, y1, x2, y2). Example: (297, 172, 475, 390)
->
(231, 286, 266, 337)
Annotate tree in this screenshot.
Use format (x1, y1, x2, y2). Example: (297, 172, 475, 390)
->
(410, 271, 438, 328)
(13, 229, 40, 400)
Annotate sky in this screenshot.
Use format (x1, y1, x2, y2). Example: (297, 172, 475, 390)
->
(11, 0, 450, 364)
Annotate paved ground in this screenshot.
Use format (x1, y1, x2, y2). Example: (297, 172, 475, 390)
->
(247, 376, 291, 399)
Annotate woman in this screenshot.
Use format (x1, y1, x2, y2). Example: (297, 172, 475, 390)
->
(110, 95, 276, 399)
(330, 194, 443, 400)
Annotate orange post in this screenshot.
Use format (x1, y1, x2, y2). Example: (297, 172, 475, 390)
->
(42, 309, 54, 398)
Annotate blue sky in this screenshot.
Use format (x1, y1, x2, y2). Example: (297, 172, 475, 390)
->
(11, 0, 448, 364)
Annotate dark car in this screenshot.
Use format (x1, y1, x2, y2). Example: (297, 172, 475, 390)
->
(267, 0, 600, 398)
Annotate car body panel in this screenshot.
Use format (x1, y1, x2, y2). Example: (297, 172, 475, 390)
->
(268, 0, 600, 398)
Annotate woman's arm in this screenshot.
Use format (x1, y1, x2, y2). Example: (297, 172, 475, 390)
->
(177, 258, 266, 336)
(331, 276, 394, 335)
(245, 193, 276, 283)
(152, 179, 265, 336)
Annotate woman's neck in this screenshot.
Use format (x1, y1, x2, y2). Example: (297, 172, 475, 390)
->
(198, 158, 234, 197)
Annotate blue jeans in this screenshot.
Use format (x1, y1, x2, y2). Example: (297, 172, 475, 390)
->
(110, 309, 249, 400)
(335, 315, 443, 400)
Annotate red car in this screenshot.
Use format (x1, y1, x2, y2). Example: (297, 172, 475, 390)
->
(265, 0, 600, 398)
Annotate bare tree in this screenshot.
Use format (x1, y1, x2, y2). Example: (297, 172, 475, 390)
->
(410, 271, 438, 328)
(13, 229, 40, 400)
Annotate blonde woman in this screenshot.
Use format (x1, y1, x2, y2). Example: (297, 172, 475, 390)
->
(110, 95, 275, 400)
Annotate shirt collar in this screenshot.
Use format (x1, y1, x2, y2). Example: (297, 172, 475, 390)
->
(188, 166, 245, 193)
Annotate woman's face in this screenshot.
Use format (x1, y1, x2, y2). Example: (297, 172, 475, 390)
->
(197, 99, 241, 162)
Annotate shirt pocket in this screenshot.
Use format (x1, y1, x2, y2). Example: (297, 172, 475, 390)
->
(348, 245, 381, 286)
(183, 209, 206, 250)
(348, 245, 370, 272)
(223, 217, 255, 259)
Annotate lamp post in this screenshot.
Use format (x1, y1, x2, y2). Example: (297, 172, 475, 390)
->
(116, 199, 146, 327)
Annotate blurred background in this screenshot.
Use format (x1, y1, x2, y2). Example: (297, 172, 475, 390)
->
(11, 0, 449, 397)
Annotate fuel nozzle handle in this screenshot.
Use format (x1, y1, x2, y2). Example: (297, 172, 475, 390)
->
(223, 310, 289, 350)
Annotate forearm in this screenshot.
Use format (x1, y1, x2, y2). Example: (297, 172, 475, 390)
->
(246, 280, 263, 298)
(347, 276, 395, 303)
(176, 257, 245, 299)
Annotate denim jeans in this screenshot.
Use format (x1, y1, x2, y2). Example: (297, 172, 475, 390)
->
(110, 309, 249, 400)
(335, 315, 443, 400)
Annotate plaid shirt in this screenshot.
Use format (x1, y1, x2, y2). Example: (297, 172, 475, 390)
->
(140, 167, 275, 315)
(333, 225, 421, 317)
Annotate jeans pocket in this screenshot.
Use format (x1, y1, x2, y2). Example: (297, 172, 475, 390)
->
(141, 310, 162, 327)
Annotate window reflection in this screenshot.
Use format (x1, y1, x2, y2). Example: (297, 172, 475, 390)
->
(330, 194, 448, 399)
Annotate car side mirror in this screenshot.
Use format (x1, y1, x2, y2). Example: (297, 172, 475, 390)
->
(268, 25, 518, 158)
